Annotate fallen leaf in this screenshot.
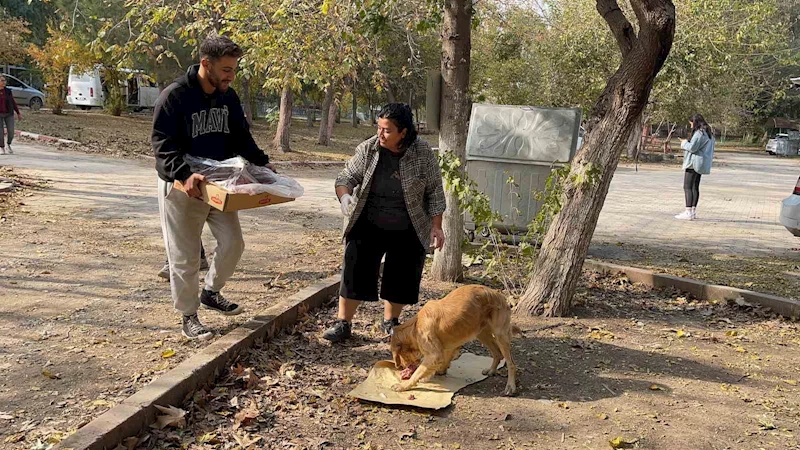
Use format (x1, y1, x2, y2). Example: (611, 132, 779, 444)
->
(150, 404, 186, 429)
(759, 418, 776, 430)
(233, 407, 260, 429)
(676, 329, 689, 338)
(42, 369, 60, 380)
(598, 413, 609, 420)
(649, 384, 664, 391)
(152, 340, 163, 348)
(408, 394, 416, 400)
(161, 349, 176, 359)
(609, 437, 638, 449)
(735, 346, 747, 353)
(197, 433, 218, 444)
(783, 379, 797, 386)
(123, 436, 139, 450)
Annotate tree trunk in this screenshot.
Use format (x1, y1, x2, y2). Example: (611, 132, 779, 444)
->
(515, 0, 676, 317)
(352, 78, 359, 127)
(241, 77, 253, 127)
(273, 82, 293, 153)
(335, 105, 341, 124)
(430, 0, 472, 282)
(327, 100, 336, 142)
(318, 82, 335, 145)
(386, 81, 396, 103)
(626, 113, 644, 158)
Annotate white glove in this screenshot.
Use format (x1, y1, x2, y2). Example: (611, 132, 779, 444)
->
(340, 193, 356, 216)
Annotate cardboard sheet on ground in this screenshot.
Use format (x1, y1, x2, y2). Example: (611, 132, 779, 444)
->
(348, 353, 505, 409)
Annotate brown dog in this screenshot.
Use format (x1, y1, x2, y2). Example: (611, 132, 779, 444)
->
(390, 284, 518, 396)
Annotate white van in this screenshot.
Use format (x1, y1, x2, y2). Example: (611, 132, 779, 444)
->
(67, 65, 104, 109)
(67, 65, 160, 111)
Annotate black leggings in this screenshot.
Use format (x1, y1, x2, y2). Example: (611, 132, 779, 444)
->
(684, 169, 702, 207)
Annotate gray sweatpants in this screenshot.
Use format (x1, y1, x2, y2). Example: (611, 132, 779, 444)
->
(157, 178, 245, 315)
(0, 114, 14, 145)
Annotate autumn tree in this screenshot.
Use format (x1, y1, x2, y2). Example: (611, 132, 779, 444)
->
(515, 0, 676, 316)
(0, 10, 31, 64)
(28, 25, 92, 115)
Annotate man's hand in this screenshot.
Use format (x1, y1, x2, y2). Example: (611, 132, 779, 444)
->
(265, 163, 277, 173)
(680, 139, 688, 146)
(16, 112, 22, 121)
(430, 226, 445, 250)
(183, 173, 206, 199)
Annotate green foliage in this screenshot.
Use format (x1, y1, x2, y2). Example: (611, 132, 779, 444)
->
(439, 148, 568, 296)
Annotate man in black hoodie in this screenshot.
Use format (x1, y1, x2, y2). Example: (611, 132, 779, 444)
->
(153, 35, 272, 340)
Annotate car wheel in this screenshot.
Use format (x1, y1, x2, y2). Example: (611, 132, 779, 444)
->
(29, 97, 43, 111)
(79, 105, 91, 111)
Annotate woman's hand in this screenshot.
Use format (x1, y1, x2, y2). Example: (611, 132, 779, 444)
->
(680, 139, 687, 145)
(430, 226, 445, 250)
(340, 193, 356, 216)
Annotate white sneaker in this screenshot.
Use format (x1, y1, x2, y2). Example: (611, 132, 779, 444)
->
(6, 145, 12, 154)
(0, 147, 5, 155)
(674, 210, 693, 220)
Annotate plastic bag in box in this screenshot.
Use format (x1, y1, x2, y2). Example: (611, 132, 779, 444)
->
(184, 155, 304, 198)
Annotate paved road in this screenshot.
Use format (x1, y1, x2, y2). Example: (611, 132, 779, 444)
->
(4, 143, 799, 257)
(594, 152, 800, 257)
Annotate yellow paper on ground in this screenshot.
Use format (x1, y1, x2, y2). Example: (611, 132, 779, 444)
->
(348, 352, 505, 409)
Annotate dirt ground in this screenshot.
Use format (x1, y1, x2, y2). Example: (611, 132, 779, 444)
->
(130, 272, 800, 450)
(15, 110, 409, 162)
(0, 156, 344, 449)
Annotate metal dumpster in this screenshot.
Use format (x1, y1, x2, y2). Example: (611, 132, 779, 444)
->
(463, 103, 582, 238)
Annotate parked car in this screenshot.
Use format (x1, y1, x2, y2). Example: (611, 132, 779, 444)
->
(779, 175, 800, 236)
(0, 73, 45, 111)
(67, 65, 105, 110)
(766, 135, 782, 155)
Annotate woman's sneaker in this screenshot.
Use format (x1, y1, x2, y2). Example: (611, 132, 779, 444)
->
(674, 210, 693, 221)
(322, 319, 352, 343)
(6, 145, 12, 154)
(182, 314, 214, 340)
(200, 289, 243, 315)
(381, 318, 400, 336)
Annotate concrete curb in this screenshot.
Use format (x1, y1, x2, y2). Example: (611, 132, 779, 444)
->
(55, 275, 341, 450)
(14, 130, 81, 147)
(584, 259, 800, 318)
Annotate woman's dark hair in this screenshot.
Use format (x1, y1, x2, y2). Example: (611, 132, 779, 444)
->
(378, 103, 418, 148)
(690, 113, 713, 139)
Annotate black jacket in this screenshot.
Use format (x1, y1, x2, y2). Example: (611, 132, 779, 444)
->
(152, 65, 268, 183)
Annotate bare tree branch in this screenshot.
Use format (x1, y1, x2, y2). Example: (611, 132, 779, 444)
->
(596, 0, 636, 57)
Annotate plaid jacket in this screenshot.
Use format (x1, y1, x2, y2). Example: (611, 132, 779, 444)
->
(336, 136, 447, 248)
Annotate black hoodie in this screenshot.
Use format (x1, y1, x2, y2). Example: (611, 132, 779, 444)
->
(152, 64, 269, 183)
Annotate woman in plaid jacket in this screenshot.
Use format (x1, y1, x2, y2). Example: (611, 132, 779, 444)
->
(323, 103, 446, 343)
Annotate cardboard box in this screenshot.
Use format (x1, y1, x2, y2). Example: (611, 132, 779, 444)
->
(173, 180, 294, 212)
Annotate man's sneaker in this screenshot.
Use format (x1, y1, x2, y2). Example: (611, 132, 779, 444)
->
(199, 256, 209, 271)
(674, 210, 693, 221)
(158, 263, 170, 280)
(381, 318, 400, 336)
(200, 289, 243, 315)
(322, 319, 352, 343)
(6, 145, 12, 154)
(182, 314, 214, 340)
